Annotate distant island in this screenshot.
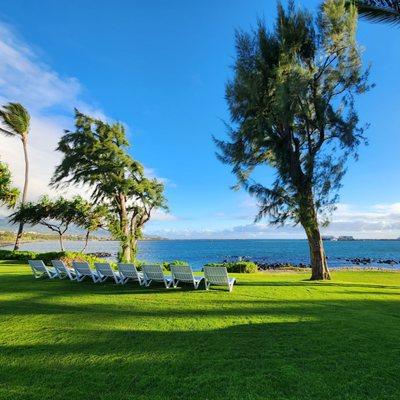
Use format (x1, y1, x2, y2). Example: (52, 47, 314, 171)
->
(0, 230, 168, 247)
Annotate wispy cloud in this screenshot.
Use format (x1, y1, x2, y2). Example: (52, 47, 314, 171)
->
(0, 22, 104, 208)
(143, 166, 177, 188)
(145, 202, 400, 239)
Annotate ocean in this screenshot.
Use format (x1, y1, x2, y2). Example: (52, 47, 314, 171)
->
(2, 239, 400, 270)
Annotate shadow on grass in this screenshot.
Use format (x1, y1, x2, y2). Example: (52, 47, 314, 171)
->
(0, 313, 399, 399)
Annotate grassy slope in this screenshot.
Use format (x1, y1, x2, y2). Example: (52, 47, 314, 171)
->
(0, 262, 399, 400)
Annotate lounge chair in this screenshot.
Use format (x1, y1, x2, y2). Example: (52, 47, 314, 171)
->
(28, 260, 58, 279)
(142, 264, 173, 288)
(72, 261, 101, 283)
(51, 260, 76, 280)
(94, 262, 122, 284)
(170, 265, 204, 289)
(117, 263, 145, 285)
(204, 266, 236, 292)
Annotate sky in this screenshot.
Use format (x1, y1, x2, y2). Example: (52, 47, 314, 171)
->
(0, 0, 399, 239)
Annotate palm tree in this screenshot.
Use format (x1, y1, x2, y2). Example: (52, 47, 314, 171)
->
(0, 103, 30, 250)
(352, 1, 400, 25)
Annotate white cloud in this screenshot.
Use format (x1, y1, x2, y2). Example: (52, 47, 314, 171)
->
(0, 22, 103, 209)
(143, 166, 176, 188)
(150, 209, 178, 222)
(146, 202, 400, 239)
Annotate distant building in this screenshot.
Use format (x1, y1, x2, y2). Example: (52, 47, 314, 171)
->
(322, 235, 335, 241)
(337, 235, 355, 241)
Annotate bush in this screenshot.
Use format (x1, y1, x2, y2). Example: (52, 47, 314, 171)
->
(0, 249, 102, 266)
(163, 260, 188, 271)
(59, 252, 103, 268)
(204, 261, 258, 273)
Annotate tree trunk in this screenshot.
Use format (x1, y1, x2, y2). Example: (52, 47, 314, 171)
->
(305, 225, 331, 280)
(59, 233, 64, 252)
(119, 194, 131, 262)
(14, 135, 29, 251)
(299, 193, 331, 281)
(81, 230, 90, 253)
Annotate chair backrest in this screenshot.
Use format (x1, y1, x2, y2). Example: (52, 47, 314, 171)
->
(170, 265, 193, 282)
(204, 266, 229, 285)
(95, 263, 114, 277)
(142, 264, 164, 281)
(72, 261, 91, 275)
(117, 263, 139, 278)
(28, 260, 47, 272)
(52, 260, 68, 274)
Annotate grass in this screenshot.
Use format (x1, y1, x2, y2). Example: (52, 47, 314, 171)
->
(0, 261, 399, 399)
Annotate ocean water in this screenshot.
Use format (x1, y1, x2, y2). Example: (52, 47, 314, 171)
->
(2, 239, 400, 270)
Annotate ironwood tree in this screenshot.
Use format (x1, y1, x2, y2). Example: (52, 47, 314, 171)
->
(214, 0, 371, 280)
(51, 110, 167, 262)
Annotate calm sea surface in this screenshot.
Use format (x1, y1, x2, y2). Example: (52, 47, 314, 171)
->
(2, 239, 400, 270)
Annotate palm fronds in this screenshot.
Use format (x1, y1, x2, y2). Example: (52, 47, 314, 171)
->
(354, 1, 400, 25)
(0, 103, 30, 137)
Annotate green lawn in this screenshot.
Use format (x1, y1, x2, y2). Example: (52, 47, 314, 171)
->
(0, 262, 399, 399)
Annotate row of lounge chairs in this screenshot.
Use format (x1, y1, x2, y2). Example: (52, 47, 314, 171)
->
(28, 260, 236, 292)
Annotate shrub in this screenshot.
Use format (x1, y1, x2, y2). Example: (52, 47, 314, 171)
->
(0, 249, 102, 266)
(163, 260, 188, 271)
(59, 252, 103, 268)
(204, 261, 258, 273)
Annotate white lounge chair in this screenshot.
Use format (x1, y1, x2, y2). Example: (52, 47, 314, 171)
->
(95, 262, 122, 284)
(51, 260, 76, 280)
(204, 266, 236, 292)
(72, 261, 101, 283)
(28, 260, 58, 279)
(142, 264, 173, 288)
(170, 265, 203, 289)
(117, 263, 145, 285)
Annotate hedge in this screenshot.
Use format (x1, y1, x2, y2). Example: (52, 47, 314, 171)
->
(0, 250, 102, 267)
(204, 261, 258, 273)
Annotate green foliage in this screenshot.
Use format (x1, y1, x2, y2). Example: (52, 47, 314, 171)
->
(163, 260, 189, 271)
(0, 160, 19, 208)
(0, 102, 30, 137)
(58, 252, 103, 268)
(51, 110, 167, 262)
(204, 261, 258, 273)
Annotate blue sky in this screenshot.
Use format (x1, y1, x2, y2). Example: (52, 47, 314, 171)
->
(0, 0, 400, 239)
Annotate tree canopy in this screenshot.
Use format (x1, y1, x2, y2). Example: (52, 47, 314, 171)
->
(9, 195, 93, 251)
(214, 0, 370, 279)
(0, 160, 19, 209)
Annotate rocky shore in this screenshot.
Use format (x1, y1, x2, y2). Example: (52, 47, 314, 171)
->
(337, 257, 400, 266)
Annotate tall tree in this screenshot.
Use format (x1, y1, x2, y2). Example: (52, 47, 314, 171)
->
(51, 110, 167, 262)
(0, 160, 20, 209)
(0, 103, 30, 250)
(214, 0, 370, 280)
(351, 1, 400, 25)
(9, 195, 88, 251)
